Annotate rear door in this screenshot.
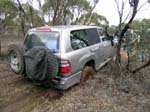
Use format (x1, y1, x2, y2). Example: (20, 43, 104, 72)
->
(86, 28, 104, 67)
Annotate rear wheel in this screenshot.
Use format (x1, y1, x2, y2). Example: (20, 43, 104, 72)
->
(8, 45, 25, 74)
(80, 65, 95, 83)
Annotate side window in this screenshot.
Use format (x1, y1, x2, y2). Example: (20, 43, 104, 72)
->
(86, 28, 100, 45)
(70, 30, 88, 50)
(98, 29, 105, 37)
(98, 28, 111, 42)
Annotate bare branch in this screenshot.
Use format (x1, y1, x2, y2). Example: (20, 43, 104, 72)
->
(122, 6, 132, 23)
(114, 0, 125, 26)
(87, 0, 99, 25)
(137, 1, 147, 12)
(16, 0, 28, 20)
(121, 0, 139, 36)
(114, 0, 121, 18)
(132, 58, 150, 73)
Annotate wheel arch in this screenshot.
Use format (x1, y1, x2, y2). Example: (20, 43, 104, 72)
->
(84, 59, 95, 70)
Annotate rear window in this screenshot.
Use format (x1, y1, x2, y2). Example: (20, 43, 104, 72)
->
(24, 31, 59, 53)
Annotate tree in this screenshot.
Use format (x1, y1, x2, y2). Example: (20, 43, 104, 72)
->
(42, 0, 73, 25)
(37, 0, 45, 24)
(79, 12, 108, 26)
(130, 20, 141, 30)
(42, 0, 100, 25)
(114, 0, 150, 72)
(0, 0, 46, 35)
(22, 2, 44, 27)
(70, 0, 91, 24)
(108, 25, 117, 35)
(0, 0, 106, 35)
(0, 0, 18, 34)
(115, 0, 150, 73)
(132, 19, 150, 73)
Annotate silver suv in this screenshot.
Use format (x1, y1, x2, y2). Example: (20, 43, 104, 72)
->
(9, 25, 113, 90)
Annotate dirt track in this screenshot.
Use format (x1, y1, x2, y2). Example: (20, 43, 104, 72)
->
(0, 59, 150, 112)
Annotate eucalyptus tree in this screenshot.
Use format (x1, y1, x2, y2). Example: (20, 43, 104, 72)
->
(79, 12, 108, 26)
(114, 0, 150, 72)
(22, 2, 44, 27)
(14, 0, 44, 35)
(0, 0, 18, 33)
(71, 0, 91, 24)
(42, 0, 100, 25)
(42, 0, 73, 25)
(113, 0, 150, 62)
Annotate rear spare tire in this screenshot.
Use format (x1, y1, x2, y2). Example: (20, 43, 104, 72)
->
(24, 46, 58, 86)
(8, 44, 25, 74)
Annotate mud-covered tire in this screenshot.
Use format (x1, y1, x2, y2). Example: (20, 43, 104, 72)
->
(24, 46, 58, 86)
(8, 44, 25, 74)
(80, 65, 95, 83)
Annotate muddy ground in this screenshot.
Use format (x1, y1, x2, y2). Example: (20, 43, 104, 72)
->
(0, 57, 149, 112)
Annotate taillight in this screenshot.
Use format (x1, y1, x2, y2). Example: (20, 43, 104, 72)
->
(59, 60, 71, 74)
(36, 27, 50, 31)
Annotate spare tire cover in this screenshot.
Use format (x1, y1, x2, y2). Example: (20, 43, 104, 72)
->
(24, 46, 58, 82)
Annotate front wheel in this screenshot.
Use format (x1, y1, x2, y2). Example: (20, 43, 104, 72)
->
(80, 65, 95, 83)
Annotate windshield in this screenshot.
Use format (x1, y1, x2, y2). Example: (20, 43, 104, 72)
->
(24, 31, 59, 53)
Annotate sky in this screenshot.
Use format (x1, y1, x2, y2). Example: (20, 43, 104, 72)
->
(94, 0, 150, 25)
(23, 0, 150, 26)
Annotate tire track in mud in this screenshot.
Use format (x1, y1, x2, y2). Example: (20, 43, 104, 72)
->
(1, 74, 21, 85)
(0, 63, 63, 112)
(0, 72, 14, 79)
(0, 63, 12, 78)
(1, 87, 63, 112)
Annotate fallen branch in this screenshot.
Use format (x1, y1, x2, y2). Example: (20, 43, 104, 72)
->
(132, 58, 150, 73)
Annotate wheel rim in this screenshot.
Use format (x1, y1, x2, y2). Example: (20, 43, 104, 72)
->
(10, 51, 21, 72)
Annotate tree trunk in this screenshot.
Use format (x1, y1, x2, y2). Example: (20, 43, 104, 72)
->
(21, 18, 25, 36)
(0, 41, 1, 56)
(52, 0, 59, 25)
(37, 0, 45, 24)
(126, 51, 130, 70)
(29, 6, 34, 27)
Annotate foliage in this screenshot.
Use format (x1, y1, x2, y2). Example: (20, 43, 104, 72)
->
(79, 12, 108, 26)
(124, 19, 150, 54)
(0, 0, 108, 35)
(113, 0, 150, 73)
(0, 0, 18, 33)
(121, 18, 150, 71)
(108, 25, 117, 35)
(42, 0, 105, 26)
(113, 0, 149, 63)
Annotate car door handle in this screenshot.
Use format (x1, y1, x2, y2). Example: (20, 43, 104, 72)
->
(90, 47, 99, 52)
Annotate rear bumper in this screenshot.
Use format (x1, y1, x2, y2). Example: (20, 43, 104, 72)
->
(52, 71, 81, 90)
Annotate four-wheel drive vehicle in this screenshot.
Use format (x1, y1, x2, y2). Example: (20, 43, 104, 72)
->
(8, 25, 113, 90)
